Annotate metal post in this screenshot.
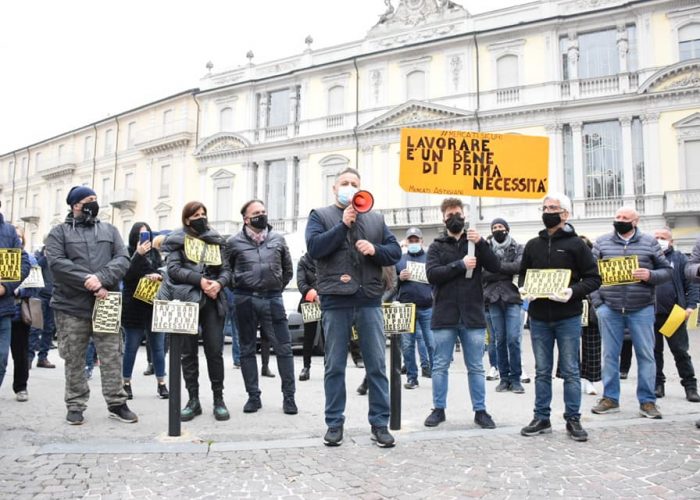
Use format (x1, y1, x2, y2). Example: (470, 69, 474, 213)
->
(389, 331, 402, 430)
(168, 333, 182, 437)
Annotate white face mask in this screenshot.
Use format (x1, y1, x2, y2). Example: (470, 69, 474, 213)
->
(337, 185, 358, 207)
(657, 239, 670, 252)
(407, 243, 421, 254)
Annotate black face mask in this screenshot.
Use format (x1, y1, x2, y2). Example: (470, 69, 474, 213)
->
(492, 230, 507, 244)
(445, 214, 465, 234)
(542, 212, 561, 229)
(249, 214, 268, 230)
(613, 221, 634, 235)
(190, 217, 208, 235)
(81, 201, 100, 218)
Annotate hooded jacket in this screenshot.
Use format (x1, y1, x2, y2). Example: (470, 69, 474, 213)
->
(46, 212, 129, 319)
(122, 222, 163, 328)
(590, 228, 671, 312)
(427, 231, 500, 329)
(520, 223, 602, 322)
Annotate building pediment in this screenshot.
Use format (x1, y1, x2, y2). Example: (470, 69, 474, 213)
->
(673, 112, 700, 129)
(638, 60, 700, 94)
(193, 132, 250, 160)
(357, 100, 472, 132)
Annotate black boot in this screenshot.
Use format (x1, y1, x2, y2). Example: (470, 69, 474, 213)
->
(686, 387, 700, 403)
(213, 391, 230, 421)
(181, 391, 202, 422)
(357, 377, 368, 395)
(655, 383, 665, 399)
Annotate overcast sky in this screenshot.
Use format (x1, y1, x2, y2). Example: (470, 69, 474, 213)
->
(0, 0, 529, 154)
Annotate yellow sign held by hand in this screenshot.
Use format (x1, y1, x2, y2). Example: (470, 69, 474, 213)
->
(659, 304, 687, 337)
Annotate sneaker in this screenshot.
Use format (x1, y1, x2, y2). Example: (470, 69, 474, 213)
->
(66, 409, 84, 425)
(486, 366, 499, 381)
(299, 367, 310, 381)
(591, 397, 620, 414)
(686, 388, 700, 403)
(261, 366, 276, 378)
(181, 398, 202, 421)
(495, 380, 510, 392)
(233, 361, 241, 369)
(620, 371, 628, 380)
(421, 366, 432, 378)
(356, 379, 368, 396)
(15, 390, 28, 402)
(582, 378, 597, 395)
(655, 384, 665, 399)
(36, 359, 55, 368)
(474, 410, 496, 429)
(520, 418, 552, 436)
(123, 383, 133, 400)
(370, 426, 396, 448)
(639, 402, 662, 419)
(108, 403, 138, 423)
(404, 379, 419, 390)
(400, 365, 406, 374)
(566, 417, 588, 442)
(283, 396, 298, 415)
(424, 408, 446, 427)
(213, 398, 230, 421)
(521, 370, 531, 384)
(157, 383, 169, 399)
(143, 363, 154, 376)
(510, 382, 525, 394)
(85, 367, 93, 380)
(324, 426, 343, 446)
(243, 397, 262, 413)
(355, 359, 365, 369)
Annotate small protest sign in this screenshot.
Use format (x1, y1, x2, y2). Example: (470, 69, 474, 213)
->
(133, 277, 161, 304)
(0, 248, 22, 282)
(151, 300, 199, 335)
(19, 266, 45, 289)
(399, 128, 549, 199)
(300, 302, 322, 323)
(406, 261, 429, 284)
(92, 292, 122, 334)
(184, 236, 222, 266)
(522, 269, 572, 299)
(382, 303, 416, 334)
(598, 256, 639, 286)
(659, 304, 686, 337)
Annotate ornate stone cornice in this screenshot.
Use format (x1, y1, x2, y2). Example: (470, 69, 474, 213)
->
(40, 163, 76, 181)
(638, 60, 700, 95)
(193, 132, 251, 161)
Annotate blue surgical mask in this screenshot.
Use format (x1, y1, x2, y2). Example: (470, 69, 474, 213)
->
(407, 243, 421, 254)
(337, 185, 358, 207)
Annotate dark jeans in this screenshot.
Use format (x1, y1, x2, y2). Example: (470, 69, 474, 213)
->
(181, 298, 225, 396)
(235, 294, 295, 398)
(654, 315, 696, 389)
(28, 297, 55, 363)
(11, 320, 30, 393)
(302, 320, 322, 368)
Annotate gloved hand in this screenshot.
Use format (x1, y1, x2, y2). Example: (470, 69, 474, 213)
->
(549, 288, 573, 303)
(519, 287, 537, 303)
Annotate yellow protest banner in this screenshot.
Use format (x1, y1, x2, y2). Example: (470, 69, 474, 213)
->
(0, 248, 22, 282)
(659, 304, 687, 337)
(523, 269, 571, 298)
(399, 128, 549, 199)
(300, 302, 322, 323)
(382, 303, 416, 334)
(598, 256, 639, 286)
(133, 277, 162, 305)
(184, 236, 222, 266)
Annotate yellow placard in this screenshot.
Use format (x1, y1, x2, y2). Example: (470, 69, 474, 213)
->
(184, 236, 222, 266)
(598, 256, 639, 286)
(399, 128, 549, 199)
(523, 269, 572, 298)
(0, 248, 22, 282)
(690, 308, 699, 329)
(133, 277, 162, 305)
(382, 303, 416, 334)
(300, 302, 322, 323)
(659, 304, 687, 337)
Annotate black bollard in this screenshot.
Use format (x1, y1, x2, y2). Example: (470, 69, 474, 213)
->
(168, 333, 182, 437)
(389, 331, 402, 430)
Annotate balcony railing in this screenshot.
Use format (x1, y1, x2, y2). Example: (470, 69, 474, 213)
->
(110, 189, 138, 210)
(134, 119, 195, 153)
(496, 87, 520, 104)
(19, 206, 41, 223)
(579, 75, 619, 96)
(265, 125, 288, 139)
(326, 114, 344, 128)
(665, 189, 700, 214)
(378, 206, 442, 226)
(269, 218, 298, 234)
(210, 220, 240, 236)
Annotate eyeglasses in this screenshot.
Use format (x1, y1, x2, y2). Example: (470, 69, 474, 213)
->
(540, 205, 564, 213)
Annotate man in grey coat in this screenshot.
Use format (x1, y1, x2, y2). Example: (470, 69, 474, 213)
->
(685, 236, 700, 429)
(46, 186, 133, 425)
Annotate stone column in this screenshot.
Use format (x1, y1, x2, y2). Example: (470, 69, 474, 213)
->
(617, 25, 630, 92)
(567, 35, 580, 99)
(285, 156, 296, 221)
(571, 122, 585, 217)
(642, 113, 661, 194)
(545, 123, 563, 193)
(620, 116, 635, 198)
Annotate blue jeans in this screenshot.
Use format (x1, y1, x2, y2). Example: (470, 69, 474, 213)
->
(432, 326, 487, 411)
(85, 340, 97, 370)
(122, 325, 166, 379)
(484, 311, 498, 369)
(401, 307, 434, 381)
(530, 315, 582, 420)
(28, 297, 55, 362)
(597, 304, 656, 404)
(224, 309, 240, 365)
(322, 306, 390, 428)
(0, 316, 13, 388)
(487, 301, 523, 383)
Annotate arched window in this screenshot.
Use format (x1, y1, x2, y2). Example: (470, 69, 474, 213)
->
(679, 23, 700, 61)
(497, 54, 519, 88)
(406, 70, 426, 100)
(220, 107, 233, 131)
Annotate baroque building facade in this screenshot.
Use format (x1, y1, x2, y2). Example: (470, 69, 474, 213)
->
(1, 0, 699, 253)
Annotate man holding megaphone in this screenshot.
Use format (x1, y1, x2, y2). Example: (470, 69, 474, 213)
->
(306, 167, 402, 448)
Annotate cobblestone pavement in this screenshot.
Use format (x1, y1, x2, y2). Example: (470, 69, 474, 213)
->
(1, 331, 699, 498)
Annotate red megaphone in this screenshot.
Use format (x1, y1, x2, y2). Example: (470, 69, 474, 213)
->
(352, 190, 374, 213)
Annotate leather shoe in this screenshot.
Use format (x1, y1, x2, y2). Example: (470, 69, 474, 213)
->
(686, 387, 700, 403)
(299, 367, 310, 381)
(261, 366, 276, 378)
(283, 396, 298, 415)
(243, 397, 262, 413)
(655, 384, 665, 399)
(36, 359, 56, 368)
